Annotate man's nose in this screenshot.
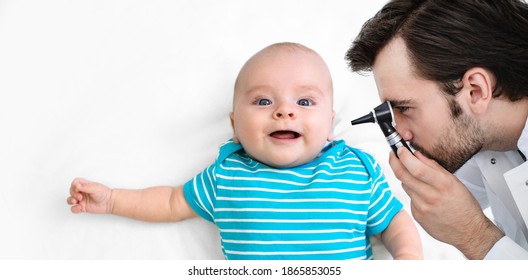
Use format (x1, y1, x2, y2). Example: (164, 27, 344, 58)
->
(393, 114, 412, 141)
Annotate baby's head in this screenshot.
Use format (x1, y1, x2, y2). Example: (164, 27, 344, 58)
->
(230, 42, 335, 168)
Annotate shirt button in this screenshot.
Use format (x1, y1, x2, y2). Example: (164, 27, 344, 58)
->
(525, 180, 528, 186)
(491, 158, 496, 164)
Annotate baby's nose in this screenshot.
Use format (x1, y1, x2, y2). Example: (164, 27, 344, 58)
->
(275, 111, 295, 118)
(274, 104, 296, 119)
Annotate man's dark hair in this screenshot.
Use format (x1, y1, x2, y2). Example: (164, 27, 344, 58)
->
(345, 0, 528, 101)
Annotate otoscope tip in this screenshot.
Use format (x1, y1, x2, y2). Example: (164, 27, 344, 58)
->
(351, 112, 375, 126)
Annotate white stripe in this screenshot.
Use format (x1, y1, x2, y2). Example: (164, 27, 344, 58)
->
(192, 177, 213, 219)
(370, 169, 387, 191)
(327, 155, 362, 164)
(215, 218, 366, 224)
(217, 185, 370, 195)
(368, 197, 396, 227)
(224, 157, 259, 169)
(208, 165, 216, 197)
(216, 197, 370, 205)
(224, 158, 365, 172)
(369, 204, 397, 228)
(368, 188, 392, 218)
(221, 165, 367, 178)
(200, 171, 214, 216)
(214, 208, 367, 215)
(222, 237, 363, 245)
(219, 228, 363, 234)
(316, 161, 365, 171)
(224, 247, 366, 256)
(216, 174, 369, 186)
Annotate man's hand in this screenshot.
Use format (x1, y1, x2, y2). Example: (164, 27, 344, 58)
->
(389, 147, 504, 259)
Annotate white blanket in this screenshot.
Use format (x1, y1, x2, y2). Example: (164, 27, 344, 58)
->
(0, 0, 462, 260)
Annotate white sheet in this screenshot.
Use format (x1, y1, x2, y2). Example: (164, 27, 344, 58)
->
(0, 0, 463, 259)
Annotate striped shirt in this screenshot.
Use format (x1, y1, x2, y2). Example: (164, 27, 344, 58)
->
(183, 139, 402, 260)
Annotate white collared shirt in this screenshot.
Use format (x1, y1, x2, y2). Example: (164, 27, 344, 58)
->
(455, 117, 528, 259)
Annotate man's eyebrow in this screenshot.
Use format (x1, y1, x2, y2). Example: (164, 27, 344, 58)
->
(388, 99, 414, 107)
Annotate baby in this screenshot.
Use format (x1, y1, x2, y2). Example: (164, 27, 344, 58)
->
(68, 42, 423, 260)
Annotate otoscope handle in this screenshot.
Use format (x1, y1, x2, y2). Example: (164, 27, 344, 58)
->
(388, 134, 413, 156)
(379, 122, 413, 157)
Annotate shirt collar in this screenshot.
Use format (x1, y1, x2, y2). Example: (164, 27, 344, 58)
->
(517, 116, 528, 157)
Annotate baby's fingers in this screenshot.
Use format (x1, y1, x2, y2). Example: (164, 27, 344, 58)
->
(67, 195, 86, 213)
(68, 185, 84, 202)
(66, 196, 79, 205)
(70, 203, 84, 213)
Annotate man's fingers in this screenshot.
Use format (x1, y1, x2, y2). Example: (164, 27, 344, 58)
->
(396, 147, 441, 186)
(390, 149, 438, 200)
(389, 151, 420, 194)
(414, 150, 443, 170)
(397, 147, 426, 177)
(389, 150, 417, 185)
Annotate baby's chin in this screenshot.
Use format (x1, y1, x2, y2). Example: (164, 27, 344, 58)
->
(241, 140, 324, 168)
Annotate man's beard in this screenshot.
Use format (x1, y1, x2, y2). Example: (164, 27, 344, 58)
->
(410, 112, 484, 173)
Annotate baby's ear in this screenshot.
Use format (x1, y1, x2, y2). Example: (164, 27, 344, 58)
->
(229, 112, 235, 129)
(229, 112, 239, 144)
(327, 110, 335, 141)
(327, 131, 334, 142)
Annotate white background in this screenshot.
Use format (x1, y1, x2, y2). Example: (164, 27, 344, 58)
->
(0, 0, 463, 259)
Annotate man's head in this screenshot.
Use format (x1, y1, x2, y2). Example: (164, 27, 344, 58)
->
(345, 0, 528, 172)
(346, 0, 528, 102)
(230, 42, 334, 168)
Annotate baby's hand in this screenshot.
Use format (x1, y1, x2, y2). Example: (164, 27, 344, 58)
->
(67, 178, 112, 214)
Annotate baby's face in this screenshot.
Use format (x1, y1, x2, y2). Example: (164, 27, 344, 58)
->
(230, 50, 334, 168)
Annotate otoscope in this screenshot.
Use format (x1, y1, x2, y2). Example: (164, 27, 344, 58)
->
(351, 101, 413, 157)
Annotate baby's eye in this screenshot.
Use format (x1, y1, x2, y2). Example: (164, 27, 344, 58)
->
(257, 99, 272, 106)
(297, 98, 313, 106)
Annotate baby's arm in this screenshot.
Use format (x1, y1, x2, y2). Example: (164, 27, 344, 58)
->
(378, 210, 423, 260)
(67, 178, 197, 222)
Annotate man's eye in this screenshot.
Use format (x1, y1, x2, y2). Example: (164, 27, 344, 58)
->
(257, 99, 272, 106)
(297, 99, 312, 106)
(395, 106, 409, 113)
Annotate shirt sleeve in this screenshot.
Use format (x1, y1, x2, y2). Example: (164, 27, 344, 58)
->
(485, 236, 528, 259)
(363, 153, 403, 236)
(183, 164, 217, 223)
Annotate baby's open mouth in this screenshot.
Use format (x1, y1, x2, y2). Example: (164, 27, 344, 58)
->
(270, 130, 301, 139)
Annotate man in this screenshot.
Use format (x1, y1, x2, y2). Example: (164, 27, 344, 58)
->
(345, 0, 528, 259)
